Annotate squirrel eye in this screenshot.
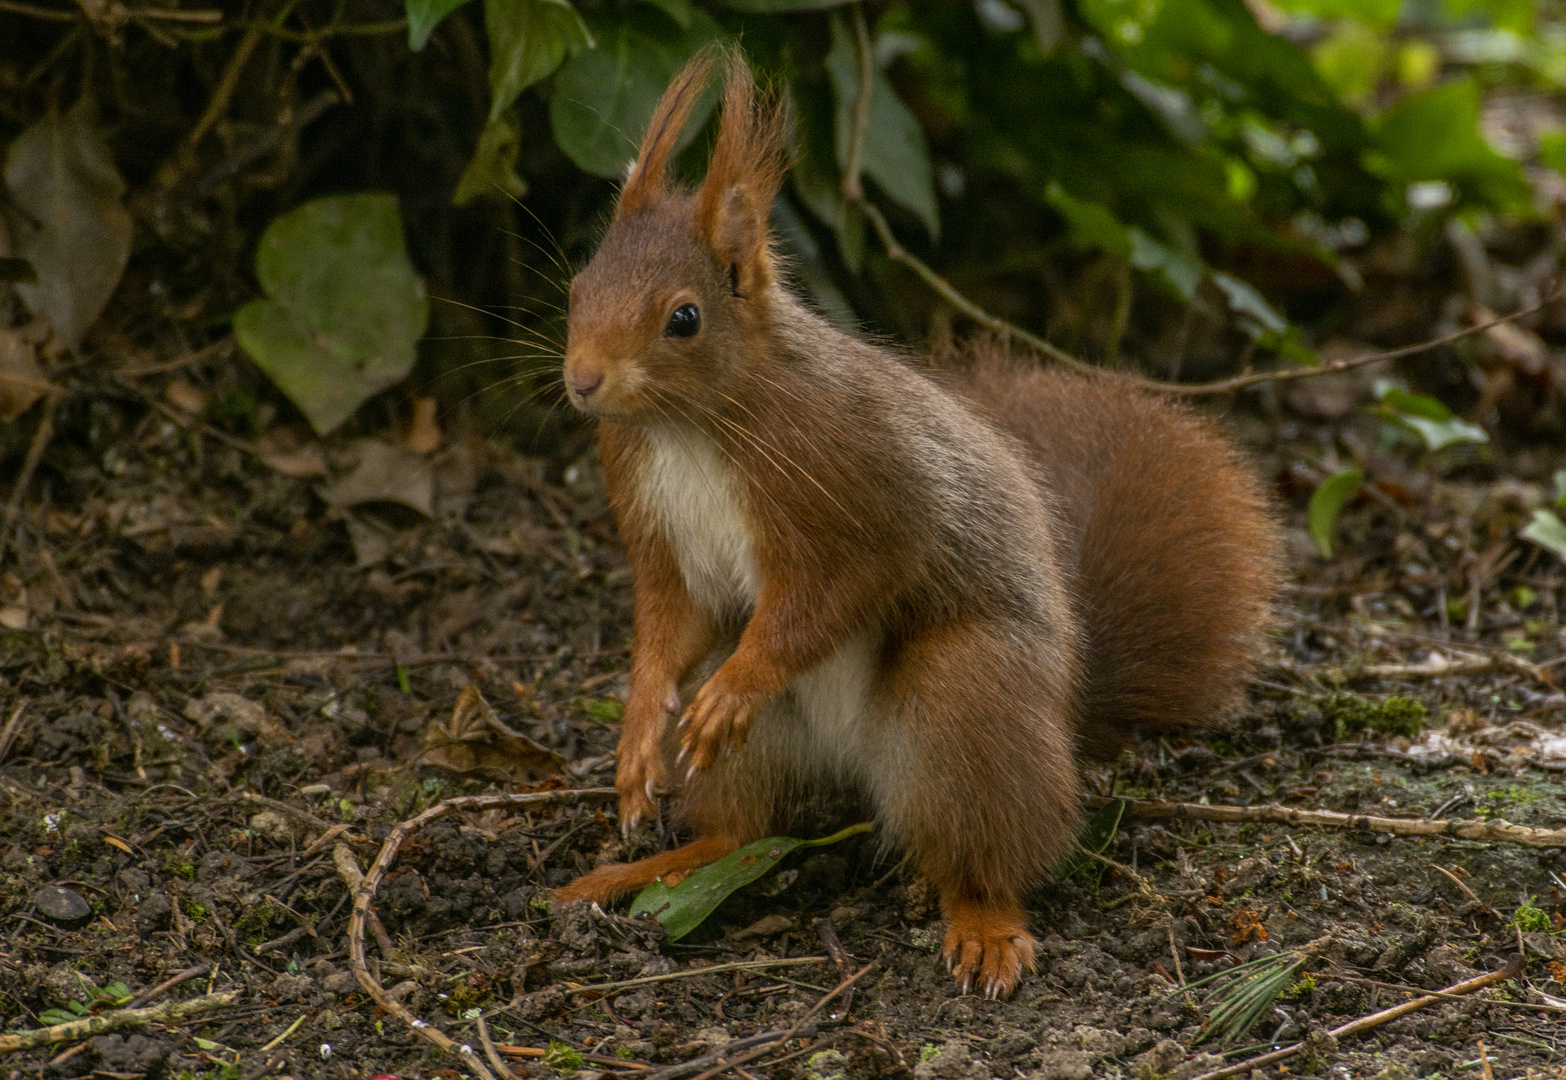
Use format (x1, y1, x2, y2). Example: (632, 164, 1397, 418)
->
(665, 303, 701, 338)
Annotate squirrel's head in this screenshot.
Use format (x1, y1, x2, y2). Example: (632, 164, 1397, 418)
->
(563, 48, 788, 421)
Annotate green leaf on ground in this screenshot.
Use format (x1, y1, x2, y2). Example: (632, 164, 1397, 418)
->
(629, 822, 871, 941)
(549, 8, 722, 179)
(826, 11, 940, 238)
(234, 194, 428, 435)
(1308, 467, 1364, 558)
(405, 0, 472, 51)
(486, 0, 593, 122)
(1522, 509, 1566, 562)
(2, 99, 133, 348)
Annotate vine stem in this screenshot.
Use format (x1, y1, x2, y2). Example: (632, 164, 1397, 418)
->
(836, 2, 1557, 395)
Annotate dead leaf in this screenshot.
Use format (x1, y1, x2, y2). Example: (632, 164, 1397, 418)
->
(164, 379, 207, 414)
(406, 395, 442, 454)
(260, 448, 329, 478)
(420, 684, 564, 781)
(183, 691, 292, 746)
(2, 99, 133, 348)
(0, 326, 51, 418)
(317, 438, 435, 517)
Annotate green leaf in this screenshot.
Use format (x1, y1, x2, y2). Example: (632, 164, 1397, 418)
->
(38, 1009, 79, 1026)
(581, 697, 624, 721)
(453, 113, 528, 206)
(486, 0, 593, 123)
(719, 0, 852, 10)
(234, 195, 428, 435)
(1055, 798, 1125, 881)
(1374, 381, 1488, 450)
(1046, 184, 1202, 300)
(548, 9, 723, 178)
(1308, 467, 1364, 558)
(1374, 78, 1528, 208)
(406, 0, 473, 51)
(1522, 510, 1566, 562)
(629, 822, 871, 941)
(826, 12, 940, 238)
(1540, 131, 1566, 177)
(640, 0, 693, 26)
(1211, 271, 1287, 336)
(1269, 0, 1400, 28)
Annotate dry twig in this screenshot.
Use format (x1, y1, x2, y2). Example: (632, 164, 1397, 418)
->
(1093, 795, 1566, 849)
(562, 957, 830, 996)
(0, 991, 239, 1054)
(341, 789, 616, 1080)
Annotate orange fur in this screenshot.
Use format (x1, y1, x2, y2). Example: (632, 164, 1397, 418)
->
(553, 52, 1283, 998)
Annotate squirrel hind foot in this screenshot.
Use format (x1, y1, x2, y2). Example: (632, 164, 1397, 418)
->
(940, 899, 1038, 999)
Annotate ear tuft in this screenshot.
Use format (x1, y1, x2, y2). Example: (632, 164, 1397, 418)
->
(617, 48, 719, 218)
(693, 49, 790, 284)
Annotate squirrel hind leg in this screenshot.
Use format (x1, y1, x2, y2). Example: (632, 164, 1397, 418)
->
(554, 834, 740, 906)
(940, 894, 1038, 999)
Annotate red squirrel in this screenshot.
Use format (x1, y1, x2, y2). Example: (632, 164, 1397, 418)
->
(553, 50, 1281, 998)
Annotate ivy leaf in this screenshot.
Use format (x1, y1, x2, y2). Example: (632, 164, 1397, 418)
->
(549, 8, 722, 178)
(1046, 184, 1201, 300)
(453, 113, 528, 206)
(1373, 78, 1528, 209)
(629, 822, 871, 941)
(1522, 510, 1566, 563)
(1308, 468, 1364, 559)
(1374, 381, 1488, 451)
(2, 99, 132, 348)
(234, 195, 428, 435)
(405, 0, 472, 51)
(826, 11, 940, 239)
(486, 0, 594, 123)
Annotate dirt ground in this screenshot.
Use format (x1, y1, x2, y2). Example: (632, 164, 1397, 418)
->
(7, 283, 1566, 1080)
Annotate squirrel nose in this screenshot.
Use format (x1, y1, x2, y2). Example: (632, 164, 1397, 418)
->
(567, 372, 602, 398)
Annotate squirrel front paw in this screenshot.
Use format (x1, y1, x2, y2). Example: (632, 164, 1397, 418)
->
(678, 677, 763, 771)
(615, 745, 666, 835)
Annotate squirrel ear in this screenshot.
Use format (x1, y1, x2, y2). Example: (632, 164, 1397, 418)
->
(694, 50, 788, 294)
(617, 49, 718, 218)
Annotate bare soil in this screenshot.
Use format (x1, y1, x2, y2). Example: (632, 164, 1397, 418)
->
(4, 335, 1566, 1080)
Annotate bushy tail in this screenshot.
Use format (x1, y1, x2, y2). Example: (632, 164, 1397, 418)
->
(956, 346, 1283, 758)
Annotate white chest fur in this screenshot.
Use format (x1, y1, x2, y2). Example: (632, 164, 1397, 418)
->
(637, 424, 761, 616)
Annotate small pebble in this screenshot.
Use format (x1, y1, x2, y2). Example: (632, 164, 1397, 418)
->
(33, 885, 92, 928)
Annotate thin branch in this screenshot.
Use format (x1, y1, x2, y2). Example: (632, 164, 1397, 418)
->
(153, 22, 265, 189)
(840, 4, 873, 204)
(0, 0, 75, 18)
(341, 790, 618, 1080)
(1186, 954, 1523, 1080)
(1093, 795, 1566, 848)
(0, 991, 240, 1054)
(562, 957, 830, 996)
(858, 200, 1101, 376)
(1175, 291, 1561, 395)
